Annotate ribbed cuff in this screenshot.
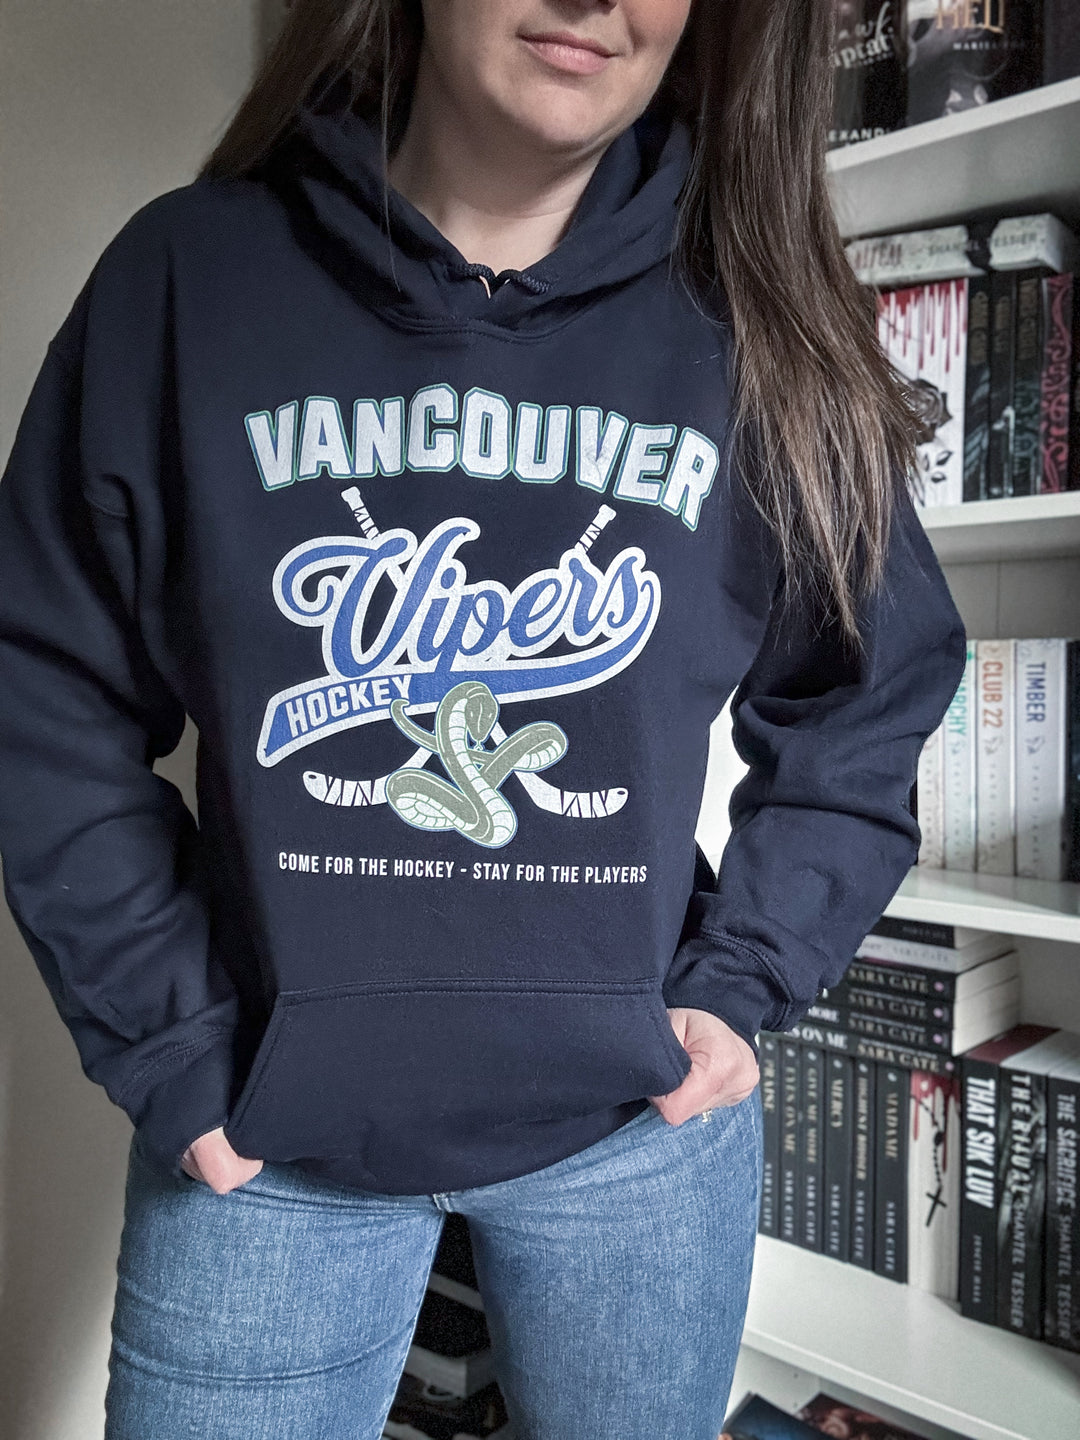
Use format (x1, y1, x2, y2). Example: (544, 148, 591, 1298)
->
(123, 1028, 242, 1181)
(662, 932, 798, 1062)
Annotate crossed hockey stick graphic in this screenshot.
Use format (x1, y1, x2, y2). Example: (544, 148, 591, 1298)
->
(300, 489, 630, 823)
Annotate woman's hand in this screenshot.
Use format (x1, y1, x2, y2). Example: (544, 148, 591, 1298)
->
(648, 1007, 760, 1124)
(180, 1126, 264, 1194)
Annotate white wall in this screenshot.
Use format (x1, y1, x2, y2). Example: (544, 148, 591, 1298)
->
(0, 5, 262, 1435)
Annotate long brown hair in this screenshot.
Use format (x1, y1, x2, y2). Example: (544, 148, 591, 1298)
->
(201, 0, 923, 652)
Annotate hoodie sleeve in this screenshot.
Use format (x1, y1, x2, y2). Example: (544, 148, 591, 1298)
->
(663, 477, 968, 1059)
(0, 226, 244, 1178)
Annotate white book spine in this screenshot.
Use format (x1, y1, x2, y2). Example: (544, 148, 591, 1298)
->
(1015, 638, 1068, 881)
(976, 638, 1017, 875)
(916, 723, 946, 867)
(907, 1070, 962, 1299)
(944, 641, 978, 871)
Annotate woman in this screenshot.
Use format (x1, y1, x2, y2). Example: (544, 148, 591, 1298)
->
(0, 1, 967, 1436)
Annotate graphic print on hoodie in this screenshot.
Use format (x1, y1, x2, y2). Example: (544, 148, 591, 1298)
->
(0, 81, 969, 1194)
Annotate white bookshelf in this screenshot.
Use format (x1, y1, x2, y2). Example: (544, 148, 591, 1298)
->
(729, 81, 1080, 1440)
(744, 1237, 1080, 1440)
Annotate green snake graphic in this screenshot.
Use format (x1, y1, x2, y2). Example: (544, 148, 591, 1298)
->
(385, 681, 567, 848)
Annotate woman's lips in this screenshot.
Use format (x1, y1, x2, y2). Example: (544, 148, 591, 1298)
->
(521, 36, 613, 76)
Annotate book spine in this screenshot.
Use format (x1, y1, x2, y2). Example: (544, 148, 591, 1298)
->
(779, 1038, 801, 1244)
(823, 1053, 853, 1262)
(1038, 272, 1074, 493)
(960, 1054, 1001, 1323)
(867, 915, 961, 948)
(1015, 638, 1068, 881)
(787, 1020, 958, 1075)
(1010, 268, 1045, 495)
(1044, 1072, 1080, 1352)
(836, 961, 958, 1000)
(916, 721, 946, 867)
(851, 1058, 876, 1269)
(964, 272, 993, 501)
(944, 641, 978, 870)
(1043, 0, 1080, 85)
(908, 1070, 963, 1300)
(987, 269, 1017, 498)
(758, 1033, 780, 1237)
(1067, 640, 1080, 883)
(997, 1066, 1048, 1337)
(874, 1063, 909, 1283)
(798, 1043, 824, 1252)
(824, 983, 955, 1026)
(976, 638, 1017, 875)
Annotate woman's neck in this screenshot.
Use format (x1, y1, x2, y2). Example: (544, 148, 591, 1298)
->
(385, 76, 612, 276)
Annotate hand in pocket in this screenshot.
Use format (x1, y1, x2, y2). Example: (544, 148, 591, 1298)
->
(180, 1126, 265, 1194)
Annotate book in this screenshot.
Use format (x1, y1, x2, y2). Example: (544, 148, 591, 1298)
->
(856, 924, 1014, 972)
(807, 973, 1020, 1054)
(987, 270, 1017, 498)
(723, 1391, 822, 1439)
(1067, 640, 1080, 881)
(1038, 273, 1074, 493)
(903, 0, 1043, 127)
(795, 1390, 935, 1439)
(828, 0, 907, 149)
(976, 638, 1017, 873)
(959, 1023, 1056, 1325)
(907, 1069, 962, 1299)
(1044, 1048, 1080, 1351)
(823, 1052, 854, 1262)
(798, 1043, 825, 1252)
(847, 213, 1079, 290)
(996, 1030, 1080, 1337)
(405, 1288, 495, 1398)
(384, 1373, 511, 1440)
(759, 1032, 780, 1237)
(784, 1020, 959, 1075)
(874, 1063, 909, 1282)
(779, 1039, 801, 1244)
(1015, 638, 1069, 880)
(823, 951, 1019, 1011)
(915, 717, 945, 866)
(851, 1057, 877, 1268)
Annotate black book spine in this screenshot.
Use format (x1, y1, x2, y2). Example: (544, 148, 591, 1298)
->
(758, 1033, 780, 1237)
(845, 959, 959, 1001)
(1043, 0, 1080, 86)
(963, 270, 993, 501)
(987, 268, 1017, 498)
(787, 1020, 958, 1076)
(851, 1058, 876, 1269)
(1011, 267, 1046, 496)
(866, 915, 959, 948)
(1039, 273, 1074, 494)
(1071, 279, 1080, 490)
(779, 1038, 801, 1244)
(997, 1065, 1048, 1337)
(874, 1063, 909, 1283)
(799, 1044, 825, 1252)
(960, 1054, 1002, 1324)
(823, 1053, 853, 1262)
(1044, 1072, 1080, 1352)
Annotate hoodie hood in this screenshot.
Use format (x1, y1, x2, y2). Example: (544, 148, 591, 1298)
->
(263, 82, 695, 330)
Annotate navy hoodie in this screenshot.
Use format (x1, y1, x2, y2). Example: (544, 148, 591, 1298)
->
(0, 84, 968, 1194)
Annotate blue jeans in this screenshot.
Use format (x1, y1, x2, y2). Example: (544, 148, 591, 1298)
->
(104, 1089, 763, 1440)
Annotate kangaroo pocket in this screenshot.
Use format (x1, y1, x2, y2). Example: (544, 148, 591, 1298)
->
(221, 976, 692, 1167)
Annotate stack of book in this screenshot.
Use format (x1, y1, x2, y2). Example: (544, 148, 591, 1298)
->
(914, 635, 1080, 881)
(382, 1212, 511, 1440)
(829, 0, 1079, 149)
(846, 213, 1080, 506)
(959, 1023, 1080, 1350)
(759, 918, 1021, 1297)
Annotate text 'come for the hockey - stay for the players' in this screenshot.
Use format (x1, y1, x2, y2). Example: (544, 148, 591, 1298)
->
(276, 852, 649, 883)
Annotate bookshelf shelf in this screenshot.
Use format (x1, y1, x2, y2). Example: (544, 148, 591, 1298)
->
(744, 1235, 1080, 1440)
(886, 866, 1080, 946)
(826, 76, 1080, 241)
(918, 491, 1080, 565)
